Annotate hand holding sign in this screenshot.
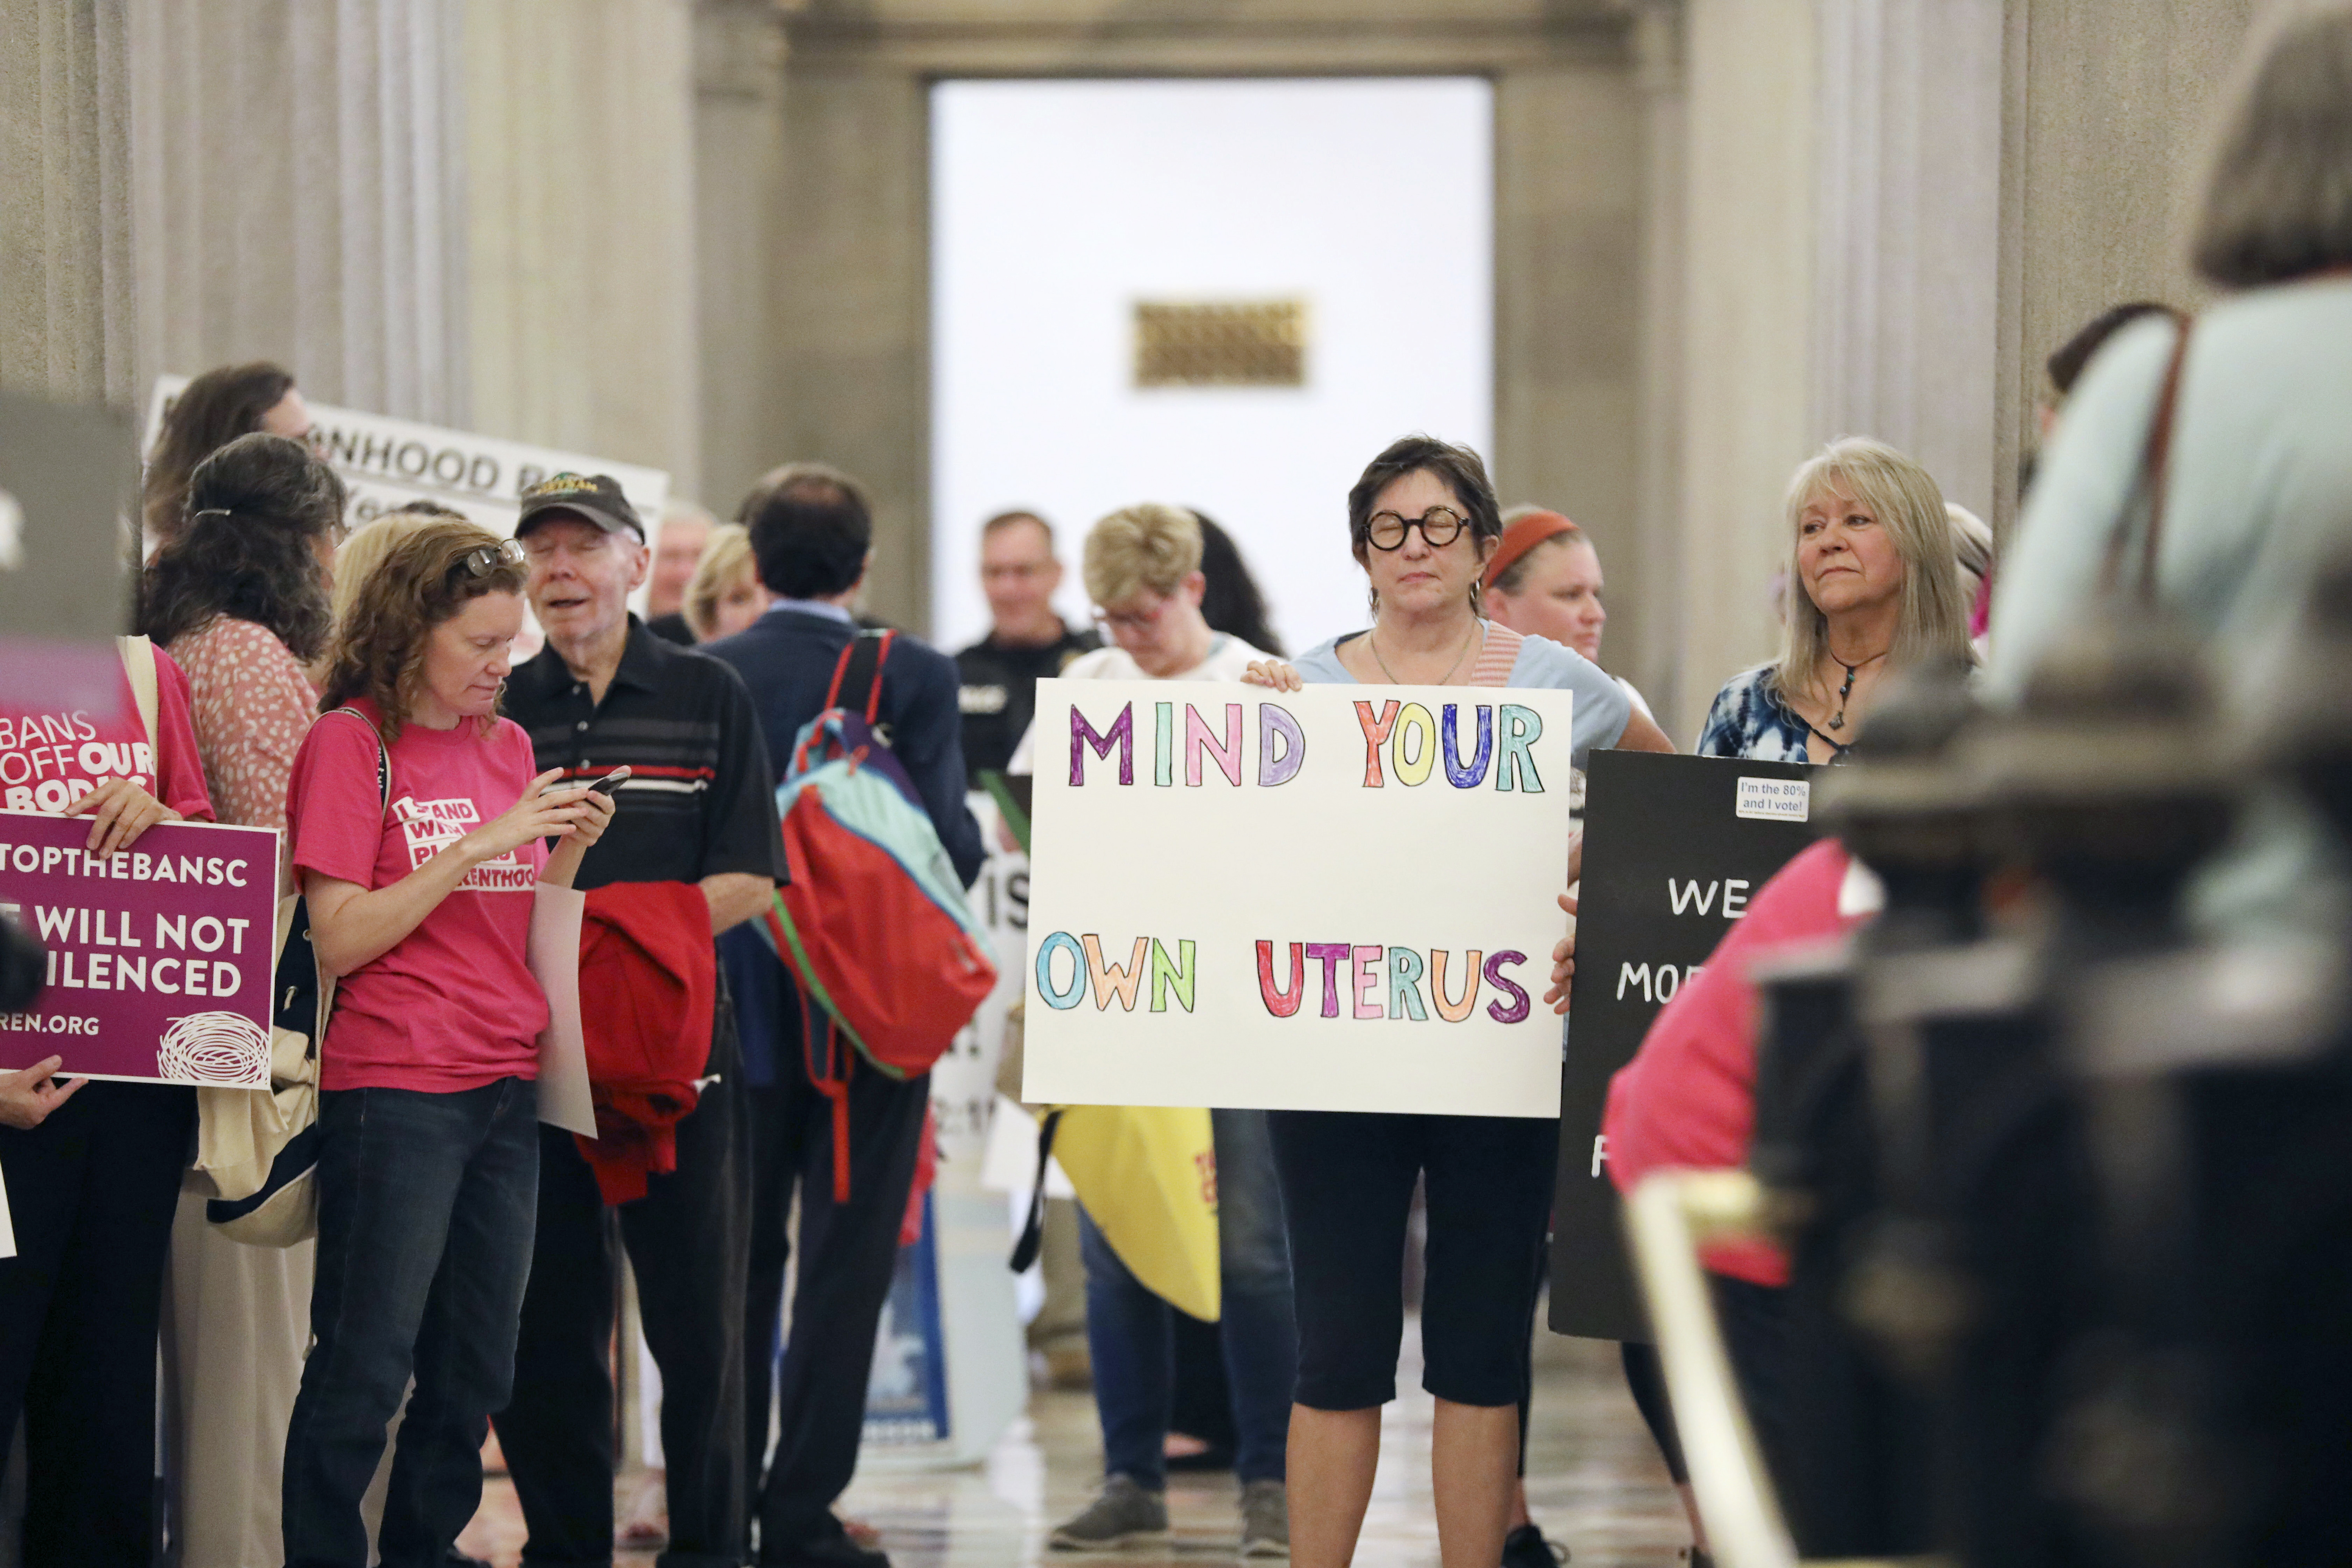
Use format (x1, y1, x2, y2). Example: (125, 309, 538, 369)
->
(0, 1055, 83, 1129)
(64, 777, 180, 857)
(1240, 659, 1305, 693)
(1544, 890, 1579, 1016)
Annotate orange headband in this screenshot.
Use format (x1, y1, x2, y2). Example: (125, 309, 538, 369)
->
(1481, 510, 1582, 592)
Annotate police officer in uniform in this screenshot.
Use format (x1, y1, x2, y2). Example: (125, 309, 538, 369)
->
(953, 510, 1096, 781)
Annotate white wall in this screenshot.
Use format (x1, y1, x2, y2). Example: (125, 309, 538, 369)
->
(930, 77, 1493, 656)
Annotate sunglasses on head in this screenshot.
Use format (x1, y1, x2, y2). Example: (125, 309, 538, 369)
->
(459, 538, 527, 577)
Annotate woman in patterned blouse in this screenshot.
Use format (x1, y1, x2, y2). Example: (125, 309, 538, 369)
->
(1695, 438, 1973, 764)
(136, 430, 347, 1568)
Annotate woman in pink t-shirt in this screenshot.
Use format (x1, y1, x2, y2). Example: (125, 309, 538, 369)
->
(279, 518, 614, 1568)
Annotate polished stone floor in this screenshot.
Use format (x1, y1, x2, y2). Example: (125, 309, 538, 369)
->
(458, 1325, 1691, 1568)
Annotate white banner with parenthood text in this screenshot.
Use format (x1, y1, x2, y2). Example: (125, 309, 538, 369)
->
(144, 376, 670, 539)
(1021, 679, 1577, 1118)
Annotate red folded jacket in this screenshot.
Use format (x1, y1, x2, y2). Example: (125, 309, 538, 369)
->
(576, 882, 716, 1205)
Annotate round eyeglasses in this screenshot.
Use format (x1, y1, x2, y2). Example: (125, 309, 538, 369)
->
(1365, 506, 1469, 551)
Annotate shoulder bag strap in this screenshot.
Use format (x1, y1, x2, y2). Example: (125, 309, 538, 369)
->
(301, 708, 390, 1053)
(2102, 317, 2194, 604)
(118, 635, 161, 756)
(325, 706, 390, 812)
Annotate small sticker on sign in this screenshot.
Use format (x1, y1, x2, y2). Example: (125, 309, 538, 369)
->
(1737, 776, 1810, 822)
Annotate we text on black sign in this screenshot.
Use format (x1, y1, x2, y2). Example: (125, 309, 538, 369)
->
(1548, 751, 1818, 1342)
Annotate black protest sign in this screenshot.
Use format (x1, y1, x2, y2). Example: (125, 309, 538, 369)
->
(1548, 751, 1818, 1342)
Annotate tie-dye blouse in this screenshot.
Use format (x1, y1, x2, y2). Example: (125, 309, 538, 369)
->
(1693, 662, 1834, 764)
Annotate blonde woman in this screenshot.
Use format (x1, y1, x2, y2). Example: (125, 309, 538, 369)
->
(684, 522, 773, 642)
(1696, 437, 1971, 763)
(1001, 506, 1296, 1557)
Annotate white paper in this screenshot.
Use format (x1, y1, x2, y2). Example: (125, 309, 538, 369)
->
(1023, 679, 1577, 1117)
(1736, 775, 1812, 822)
(0, 1164, 14, 1259)
(144, 377, 668, 544)
(528, 884, 596, 1137)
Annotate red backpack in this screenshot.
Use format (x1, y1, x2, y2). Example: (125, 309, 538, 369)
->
(759, 632, 997, 1195)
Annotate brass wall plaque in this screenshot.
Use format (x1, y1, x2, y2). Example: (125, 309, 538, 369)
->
(1133, 299, 1307, 388)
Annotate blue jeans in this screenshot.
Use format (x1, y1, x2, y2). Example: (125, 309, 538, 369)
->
(281, 1080, 541, 1568)
(1079, 1107, 1297, 1488)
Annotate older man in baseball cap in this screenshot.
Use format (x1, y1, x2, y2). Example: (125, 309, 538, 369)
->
(495, 470, 784, 1568)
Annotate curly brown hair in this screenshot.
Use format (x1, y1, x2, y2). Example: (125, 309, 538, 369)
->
(317, 517, 526, 740)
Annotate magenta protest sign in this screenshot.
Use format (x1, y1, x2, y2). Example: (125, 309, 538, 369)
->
(0, 810, 278, 1086)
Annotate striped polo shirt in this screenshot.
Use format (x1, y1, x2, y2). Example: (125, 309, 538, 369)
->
(505, 617, 786, 891)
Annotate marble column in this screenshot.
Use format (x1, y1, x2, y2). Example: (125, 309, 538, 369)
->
(1810, 0, 2003, 522)
(1493, 62, 1645, 694)
(693, 0, 789, 513)
(768, 57, 931, 631)
(1667, 0, 1817, 730)
(124, 0, 470, 423)
(1994, 0, 2265, 532)
(0, 0, 136, 407)
(464, 0, 701, 482)
(1627, 0, 1688, 735)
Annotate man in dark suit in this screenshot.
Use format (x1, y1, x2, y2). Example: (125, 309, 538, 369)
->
(701, 463, 984, 1568)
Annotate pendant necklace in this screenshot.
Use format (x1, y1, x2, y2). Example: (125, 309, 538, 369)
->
(1370, 621, 1480, 686)
(1826, 647, 1889, 732)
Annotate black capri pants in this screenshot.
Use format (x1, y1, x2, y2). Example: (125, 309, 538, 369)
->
(1268, 1109, 1559, 1410)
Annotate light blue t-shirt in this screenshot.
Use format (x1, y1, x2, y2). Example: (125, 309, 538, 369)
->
(1290, 623, 1633, 770)
(1986, 277, 2352, 706)
(1984, 277, 2352, 936)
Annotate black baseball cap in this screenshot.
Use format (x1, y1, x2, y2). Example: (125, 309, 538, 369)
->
(515, 472, 645, 541)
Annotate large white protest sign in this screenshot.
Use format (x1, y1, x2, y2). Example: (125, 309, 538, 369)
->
(1022, 679, 1576, 1118)
(143, 377, 669, 539)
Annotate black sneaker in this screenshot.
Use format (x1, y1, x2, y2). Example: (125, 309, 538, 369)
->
(1500, 1522, 1568, 1568)
(762, 1524, 891, 1568)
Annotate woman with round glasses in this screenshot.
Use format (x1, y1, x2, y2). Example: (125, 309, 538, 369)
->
(279, 516, 613, 1566)
(1245, 436, 1672, 1568)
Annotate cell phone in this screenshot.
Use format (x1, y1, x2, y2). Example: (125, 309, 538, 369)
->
(587, 768, 632, 796)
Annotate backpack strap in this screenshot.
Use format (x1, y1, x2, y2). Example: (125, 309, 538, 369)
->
(801, 988, 855, 1202)
(117, 635, 161, 757)
(822, 629, 894, 725)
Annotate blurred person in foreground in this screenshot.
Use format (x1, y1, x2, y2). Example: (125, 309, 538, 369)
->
(137, 432, 346, 1568)
(1244, 436, 1673, 1568)
(955, 510, 1098, 782)
(1695, 438, 1972, 763)
(703, 463, 984, 1568)
(686, 523, 774, 642)
(496, 474, 783, 1568)
(1989, 7, 2352, 937)
(1006, 506, 1298, 1560)
(143, 361, 315, 553)
(646, 499, 718, 645)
